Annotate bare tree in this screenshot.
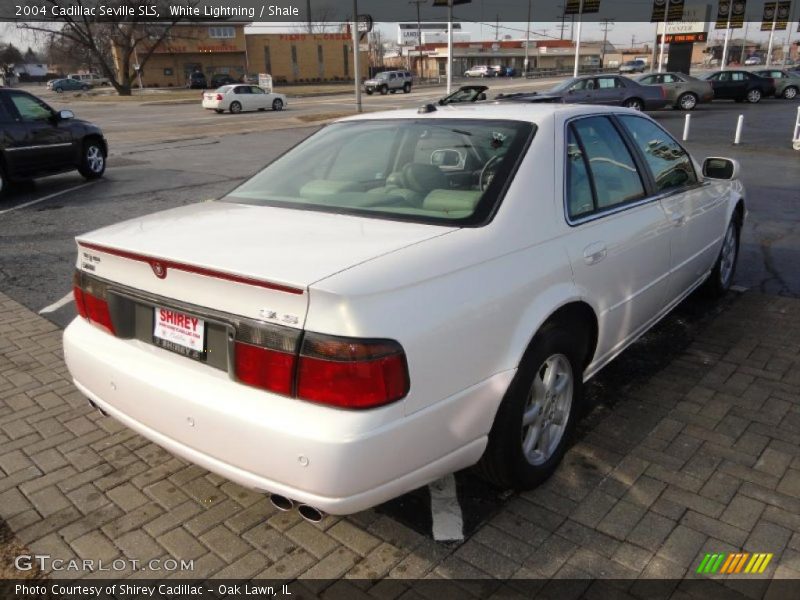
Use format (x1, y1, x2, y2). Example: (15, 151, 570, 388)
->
(17, 0, 191, 95)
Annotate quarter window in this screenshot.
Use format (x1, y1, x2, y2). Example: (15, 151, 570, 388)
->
(567, 117, 645, 216)
(618, 115, 697, 193)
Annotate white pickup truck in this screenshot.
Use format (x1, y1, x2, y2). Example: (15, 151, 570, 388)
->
(68, 73, 110, 87)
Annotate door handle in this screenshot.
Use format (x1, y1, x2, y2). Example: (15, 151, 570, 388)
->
(583, 242, 607, 265)
(669, 212, 687, 227)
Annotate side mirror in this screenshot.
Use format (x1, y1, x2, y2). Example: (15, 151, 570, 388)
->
(431, 149, 462, 168)
(58, 110, 74, 120)
(703, 157, 740, 180)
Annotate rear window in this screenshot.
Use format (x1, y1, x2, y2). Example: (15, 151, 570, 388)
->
(223, 119, 535, 226)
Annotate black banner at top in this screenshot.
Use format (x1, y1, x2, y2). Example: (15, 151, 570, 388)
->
(650, 0, 685, 22)
(760, 0, 792, 30)
(715, 0, 748, 29)
(564, 0, 602, 15)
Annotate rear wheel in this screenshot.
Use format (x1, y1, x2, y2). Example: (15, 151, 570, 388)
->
(623, 97, 644, 111)
(54, 87, 63, 93)
(230, 101, 242, 114)
(78, 140, 106, 180)
(365, 89, 374, 95)
(272, 98, 283, 111)
(746, 88, 762, 103)
(475, 325, 584, 489)
(704, 218, 740, 297)
(783, 86, 798, 99)
(677, 92, 698, 111)
(214, 109, 223, 114)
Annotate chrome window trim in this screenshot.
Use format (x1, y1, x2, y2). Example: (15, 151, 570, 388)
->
(5, 142, 74, 152)
(562, 113, 704, 228)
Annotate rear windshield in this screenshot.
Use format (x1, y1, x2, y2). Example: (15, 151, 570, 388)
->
(223, 119, 535, 226)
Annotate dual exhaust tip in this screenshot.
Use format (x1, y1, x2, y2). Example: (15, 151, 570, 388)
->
(270, 494, 325, 523)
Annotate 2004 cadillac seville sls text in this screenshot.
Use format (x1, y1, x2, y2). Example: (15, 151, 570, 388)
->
(63, 104, 745, 516)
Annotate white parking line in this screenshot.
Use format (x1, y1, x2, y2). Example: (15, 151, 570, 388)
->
(39, 291, 74, 315)
(429, 474, 464, 542)
(0, 181, 95, 216)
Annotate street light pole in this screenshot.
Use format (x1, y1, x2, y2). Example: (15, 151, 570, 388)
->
(447, 0, 453, 93)
(352, 0, 362, 112)
(720, 9, 732, 70)
(573, 0, 584, 77)
(409, 0, 425, 77)
(766, 2, 779, 66)
(658, 0, 669, 72)
(524, 0, 532, 74)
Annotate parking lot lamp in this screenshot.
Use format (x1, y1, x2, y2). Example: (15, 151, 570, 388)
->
(352, 0, 362, 113)
(720, 11, 732, 70)
(766, 4, 779, 66)
(573, 0, 584, 77)
(524, 0, 532, 75)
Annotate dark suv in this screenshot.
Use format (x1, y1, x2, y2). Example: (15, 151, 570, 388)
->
(210, 74, 238, 88)
(187, 71, 207, 89)
(0, 89, 107, 195)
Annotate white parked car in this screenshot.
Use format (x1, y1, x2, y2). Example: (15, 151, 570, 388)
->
(202, 84, 287, 114)
(64, 104, 745, 518)
(464, 65, 491, 77)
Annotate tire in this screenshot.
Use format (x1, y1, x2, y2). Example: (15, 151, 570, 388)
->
(229, 101, 242, 114)
(380, 85, 389, 95)
(677, 92, 698, 111)
(77, 139, 106, 180)
(214, 109, 223, 114)
(475, 324, 584, 489)
(403, 82, 411, 93)
(81, 85, 90, 91)
(623, 97, 644, 111)
(55, 87, 63, 93)
(703, 218, 740, 298)
(365, 89, 374, 95)
(783, 86, 798, 100)
(746, 88, 762, 103)
(272, 98, 283, 111)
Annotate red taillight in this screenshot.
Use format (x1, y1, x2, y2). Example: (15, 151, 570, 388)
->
(73, 270, 115, 334)
(296, 334, 409, 409)
(216, 93, 223, 101)
(234, 341, 295, 396)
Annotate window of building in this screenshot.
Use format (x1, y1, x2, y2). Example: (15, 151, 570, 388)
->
(209, 27, 235, 39)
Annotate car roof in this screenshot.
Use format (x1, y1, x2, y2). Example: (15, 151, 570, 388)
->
(336, 102, 635, 126)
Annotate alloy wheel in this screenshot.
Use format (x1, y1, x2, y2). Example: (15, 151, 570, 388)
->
(679, 93, 697, 110)
(520, 354, 573, 466)
(746, 89, 761, 103)
(85, 145, 104, 174)
(625, 98, 643, 111)
(784, 87, 798, 99)
(719, 222, 737, 288)
(273, 99, 283, 111)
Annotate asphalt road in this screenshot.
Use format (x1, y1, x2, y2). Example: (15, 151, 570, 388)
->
(0, 91, 798, 330)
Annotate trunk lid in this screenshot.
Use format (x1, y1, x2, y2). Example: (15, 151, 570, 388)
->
(77, 201, 453, 326)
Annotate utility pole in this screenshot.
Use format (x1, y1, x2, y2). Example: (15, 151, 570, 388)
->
(523, 0, 533, 75)
(495, 14, 500, 40)
(447, 0, 453, 93)
(573, 0, 584, 77)
(766, 1, 779, 66)
(409, 0, 425, 77)
(352, 0, 361, 113)
(306, 0, 312, 33)
(599, 19, 614, 68)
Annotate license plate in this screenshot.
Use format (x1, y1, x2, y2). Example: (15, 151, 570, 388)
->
(153, 307, 206, 361)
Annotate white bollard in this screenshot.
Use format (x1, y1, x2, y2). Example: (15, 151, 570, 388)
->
(682, 113, 691, 142)
(734, 114, 744, 145)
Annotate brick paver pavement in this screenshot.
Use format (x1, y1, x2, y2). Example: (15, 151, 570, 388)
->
(1, 290, 799, 595)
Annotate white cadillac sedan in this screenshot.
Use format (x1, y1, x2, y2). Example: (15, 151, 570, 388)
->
(64, 104, 744, 518)
(202, 84, 287, 114)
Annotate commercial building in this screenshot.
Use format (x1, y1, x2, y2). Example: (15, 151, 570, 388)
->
(114, 23, 367, 87)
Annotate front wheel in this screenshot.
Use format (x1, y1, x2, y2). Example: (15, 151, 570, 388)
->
(475, 325, 584, 489)
(229, 101, 242, 114)
(403, 82, 411, 93)
(624, 97, 644, 111)
(677, 92, 698, 111)
(54, 88, 63, 93)
(703, 218, 740, 297)
(746, 89, 762, 103)
(78, 140, 106, 180)
(272, 98, 283, 111)
(379, 85, 389, 95)
(783, 86, 798, 99)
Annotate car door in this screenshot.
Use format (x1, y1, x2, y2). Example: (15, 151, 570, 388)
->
(1, 91, 75, 176)
(250, 86, 269, 109)
(593, 76, 626, 105)
(566, 79, 593, 103)
(617, 114, 729, 303)
(233, 85, 253, 110)
(730, 72, 749, 98)
(563, 115, 673, 361)
(709, 72, 731, 98)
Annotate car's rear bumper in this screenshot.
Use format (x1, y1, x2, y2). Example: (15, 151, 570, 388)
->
(64, 317, 509, 514)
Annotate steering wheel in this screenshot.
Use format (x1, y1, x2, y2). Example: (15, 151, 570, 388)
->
(479, 155, 502, 191)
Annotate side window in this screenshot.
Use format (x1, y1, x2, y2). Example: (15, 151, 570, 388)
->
(8, 93, 53, 122)
(732, 73, 745, 81)
(597, 77, 617, 89)
(640, 75, 656, 84)
(618, 115, 698, 193)
(251, 86, 264, 94)
(717, 73, 730, 82)
(570, 117, 645, 211)
(566, 127, 594, 219)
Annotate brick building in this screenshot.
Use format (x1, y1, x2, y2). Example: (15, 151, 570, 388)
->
(114, 23, 367, 87)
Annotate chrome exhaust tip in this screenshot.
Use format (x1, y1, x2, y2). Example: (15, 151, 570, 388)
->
(297, 504, 325, 523)
(269, 494, 294, 512)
